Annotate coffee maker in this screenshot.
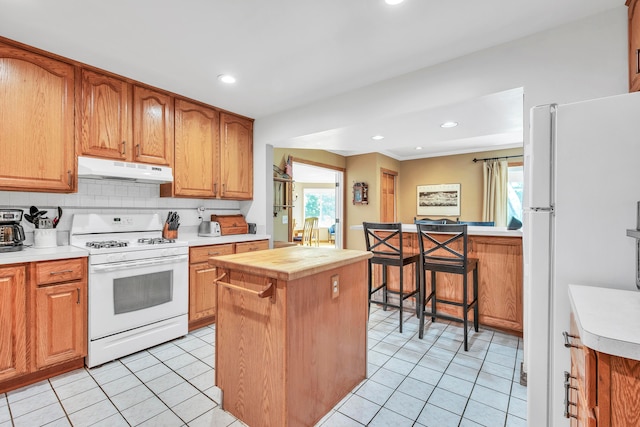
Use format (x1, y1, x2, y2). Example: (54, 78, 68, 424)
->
(0, 209, 26, 252)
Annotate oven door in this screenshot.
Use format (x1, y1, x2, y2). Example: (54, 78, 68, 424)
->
(89, 254, 188, 340)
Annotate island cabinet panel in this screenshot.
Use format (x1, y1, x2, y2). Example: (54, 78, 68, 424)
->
(403, 232, 522, 334)
(0, 266, 27, 382)
(471, 235, 522, 332)
(217, 271, 286, 427)
(167, 99, 219, 198)
(214, 247, 369, 427)
(0, 43, 76, 193)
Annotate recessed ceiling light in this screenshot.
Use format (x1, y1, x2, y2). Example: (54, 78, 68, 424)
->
(217, 74, 236, 84)
(385, 0, 404, 5)
(416, 146, 423, 150)
(440, 121, 458, 128)
(371, 135, 385, 140)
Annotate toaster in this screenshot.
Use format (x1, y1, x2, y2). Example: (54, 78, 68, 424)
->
(198, 220, 221, 237)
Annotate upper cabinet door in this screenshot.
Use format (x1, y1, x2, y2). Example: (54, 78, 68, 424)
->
(0, 43, 76, 192)
(79, 69, 131, 160)
(172, 99, 219, 198)
(219, 113, 253, 200)
(133, 85, 173, 166)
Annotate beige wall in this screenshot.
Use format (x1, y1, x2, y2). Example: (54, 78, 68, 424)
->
(345, 153, 401, 250)
(273, 148, 346, 172)
(398, 147, 523, 224)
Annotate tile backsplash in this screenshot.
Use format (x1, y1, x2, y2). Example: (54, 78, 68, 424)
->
(0, 178, 248, 245)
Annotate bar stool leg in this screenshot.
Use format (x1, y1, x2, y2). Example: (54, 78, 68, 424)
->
(463, 273, 468, 352)
(382, 265, 388, 311)
(473, 267, 479, 332)
(399, 264, 403, 333)
(414, 263, 420, 318)
(367, 260, 373, 315)
(418, 267, 425, 339)
(431, 271, 437, 322)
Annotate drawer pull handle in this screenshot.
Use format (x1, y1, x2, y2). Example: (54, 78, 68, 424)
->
(563, 371, 578, 419)
(122, 141, 126, 155)
(208, 252, 220, 256)
(563, 331, 580, 348)
(77, 287, 80, 305)
(216, 273, 275, 302)
(50, 269, 73, 275)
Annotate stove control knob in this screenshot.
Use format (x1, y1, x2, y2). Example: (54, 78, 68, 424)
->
(107, 253, 127, 263)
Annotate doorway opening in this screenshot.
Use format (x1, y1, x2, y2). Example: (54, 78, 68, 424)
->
(291, 161, 344, 248)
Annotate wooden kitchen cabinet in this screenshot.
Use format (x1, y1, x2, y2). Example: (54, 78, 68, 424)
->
(471, 235, 522, 332)
(627, 0, 640, 92)
(188, 241, 269, 330)
(80, 70, 173, 166)
(567, 313, 640, 426)
(0, 42, 76, 193)
(163, 98, 219, 198)
(219, 112, 254, 200)
(0, 257, 87, 394)
(423, 235, 523, 334)
(32, 258, 87, 370)
(0, 265, 27, 382)
(235, 239, 269, 253)
(188, 244, 234, 330)
(79, 69, 131, 160)
(132, 85, 174, 166)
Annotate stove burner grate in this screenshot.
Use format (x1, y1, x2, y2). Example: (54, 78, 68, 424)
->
(137, 237, 176, 245)
(86, 240, 129, 249)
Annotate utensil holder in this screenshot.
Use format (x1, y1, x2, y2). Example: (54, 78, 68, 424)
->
(34, 228, 57, 248)
(163, 224, 178, 240)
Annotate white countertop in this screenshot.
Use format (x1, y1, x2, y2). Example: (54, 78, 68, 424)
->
(0, 245, 88, 265)
(179, 232, 271, 247)
(569, 284, 640, 361)
(350, 223, 522, 238)
(0, 234, 271, 264)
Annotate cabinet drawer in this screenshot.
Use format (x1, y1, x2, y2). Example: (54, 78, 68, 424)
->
(35, 258, 85, 285)
(235, 240, 269, 253)
(190, 244, 234, 264)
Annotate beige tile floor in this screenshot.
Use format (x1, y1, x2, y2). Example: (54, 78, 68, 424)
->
(0, 306, 526, 426)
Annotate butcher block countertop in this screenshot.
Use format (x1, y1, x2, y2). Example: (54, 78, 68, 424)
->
(210, 246, 372, 281)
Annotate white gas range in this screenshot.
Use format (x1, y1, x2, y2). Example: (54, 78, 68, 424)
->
(70, 213, 189, 368)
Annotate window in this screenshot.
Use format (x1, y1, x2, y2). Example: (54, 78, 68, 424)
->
(507, 163, 523, 222)
(303, 188, 335, 228)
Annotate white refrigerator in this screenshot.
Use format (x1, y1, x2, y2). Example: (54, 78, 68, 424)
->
(524, 92, 640, 427)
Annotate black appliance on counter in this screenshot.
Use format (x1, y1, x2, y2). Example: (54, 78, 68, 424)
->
(0, 209, 25, 252)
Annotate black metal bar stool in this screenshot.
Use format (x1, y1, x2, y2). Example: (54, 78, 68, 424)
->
(363, 222, 420, 333)
(416, 223, 479, 350)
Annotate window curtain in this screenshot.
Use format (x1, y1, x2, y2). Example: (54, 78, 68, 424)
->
(482, 159, 508, 226)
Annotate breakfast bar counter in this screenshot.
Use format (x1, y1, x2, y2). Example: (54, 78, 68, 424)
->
(209, 246, 371, 427)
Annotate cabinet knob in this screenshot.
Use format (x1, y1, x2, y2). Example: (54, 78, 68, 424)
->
(136, 143, 140, 157)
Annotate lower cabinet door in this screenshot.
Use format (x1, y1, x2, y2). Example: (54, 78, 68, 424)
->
(0, 266, 27, 381)
(189, 263, 218, 323)
(34, 282, 87, 369)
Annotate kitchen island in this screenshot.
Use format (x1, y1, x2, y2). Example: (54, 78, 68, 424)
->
(209, 246, 371, 427)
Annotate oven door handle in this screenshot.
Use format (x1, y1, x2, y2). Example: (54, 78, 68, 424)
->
(90, 254, 188, 272)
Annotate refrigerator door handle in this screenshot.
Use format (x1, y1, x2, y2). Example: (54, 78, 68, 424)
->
(531, 207, 555, 213)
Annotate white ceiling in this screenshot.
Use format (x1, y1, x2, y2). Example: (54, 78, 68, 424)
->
(0, 0, 622, 160)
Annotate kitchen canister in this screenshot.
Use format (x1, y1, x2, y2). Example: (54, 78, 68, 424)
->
(34, 228, 57, 248)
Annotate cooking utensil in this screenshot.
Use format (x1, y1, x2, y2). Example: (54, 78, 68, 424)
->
(52, 206, 63, 228)
(29, 206, 38, 216)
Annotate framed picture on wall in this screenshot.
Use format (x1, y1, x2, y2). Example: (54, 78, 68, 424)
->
(417, 183, 461, 216)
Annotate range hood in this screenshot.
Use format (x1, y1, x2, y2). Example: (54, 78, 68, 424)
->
(77, 156, 173, 184)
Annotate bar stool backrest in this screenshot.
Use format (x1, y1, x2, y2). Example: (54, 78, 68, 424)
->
(362, 222, 403, 259)
(417, 223, 469, 273)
